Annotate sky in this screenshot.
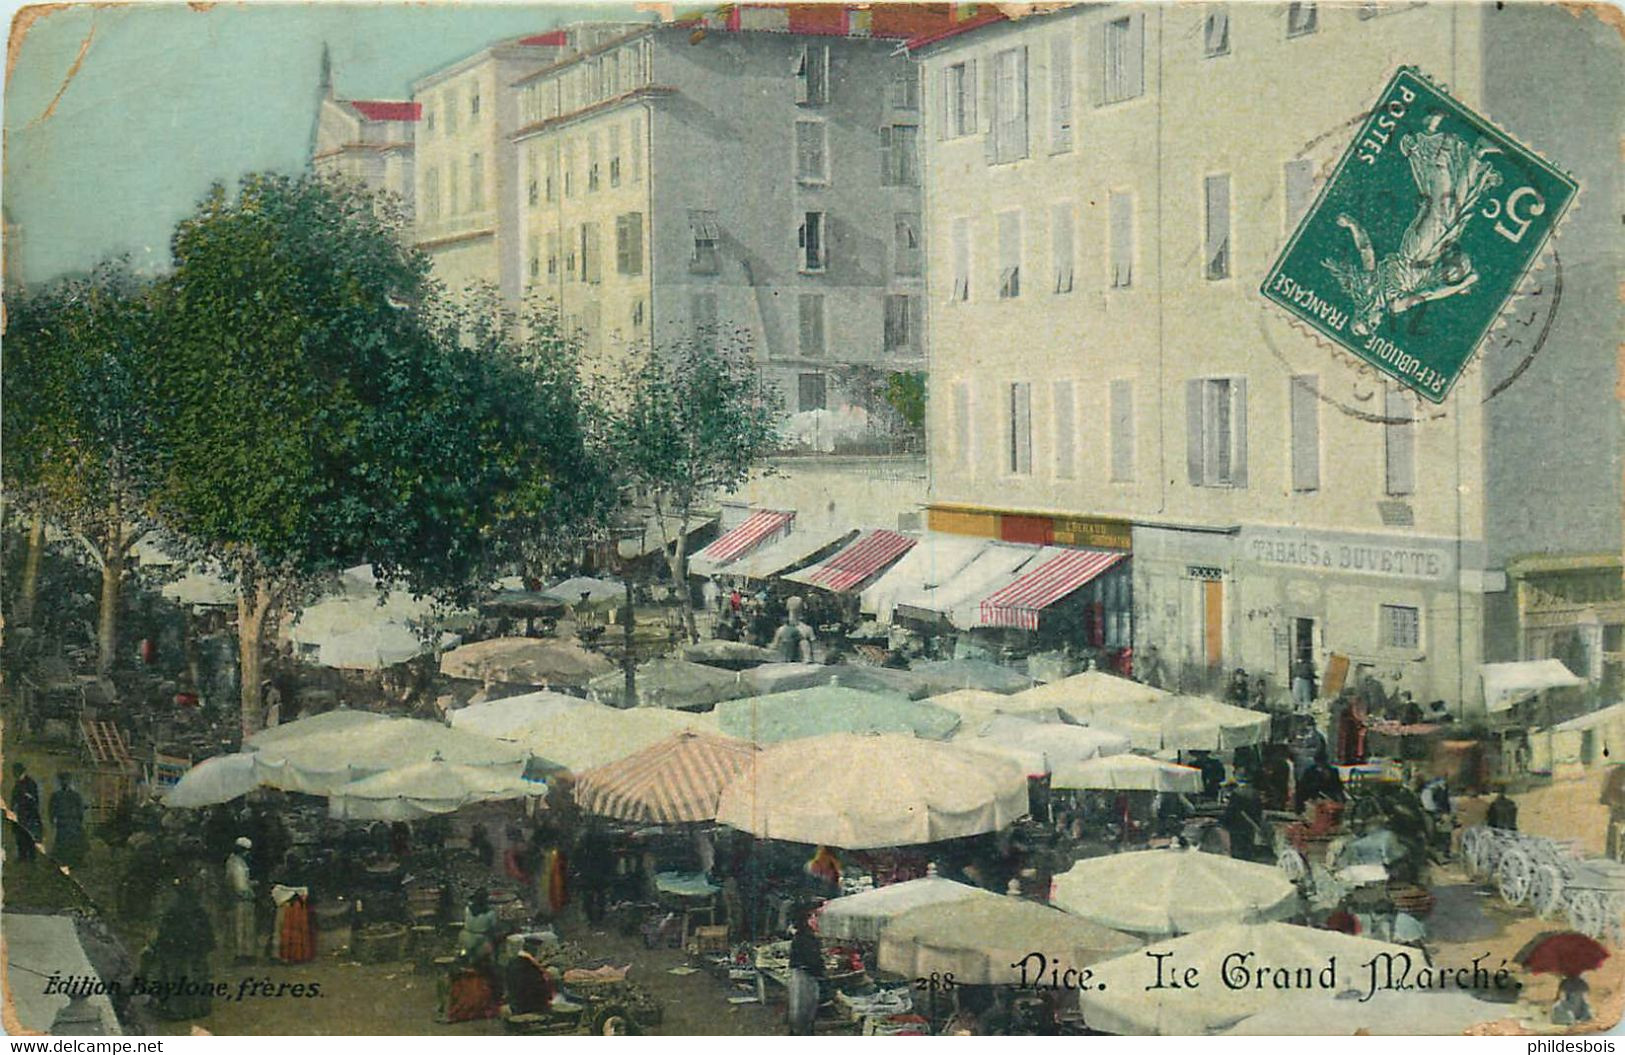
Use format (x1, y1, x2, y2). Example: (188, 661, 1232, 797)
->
(3, 1, 653, 283)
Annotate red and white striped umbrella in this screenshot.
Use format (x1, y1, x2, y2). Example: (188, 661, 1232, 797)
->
(574, 730, 759, 824)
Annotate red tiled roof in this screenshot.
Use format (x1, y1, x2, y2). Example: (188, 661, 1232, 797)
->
(711, 4, 956, 40)
(348, 100, 422, 122)
(904, 6, 1009, 50)
(520, 30, 570, 46)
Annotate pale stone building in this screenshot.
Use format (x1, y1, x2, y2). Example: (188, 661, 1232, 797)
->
(913, 2, 1620, 711)
(311, 51, 420, 213)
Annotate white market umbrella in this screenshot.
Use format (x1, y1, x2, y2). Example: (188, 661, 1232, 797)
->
(164, 753, 260, 808)
(447, 691, 589, 739)
(878, 893, 1140, 987)
(931, 689, 1074, 727)
(540, 576, 624, 606)
(245, 708, 391, 752)
(587, 658, 750, 711)
(714, 733, 1028, 850)
(250, 715, 529, 795)
(328, 757, 546, 821)
(1051, 754, 1204, 793)
(1078, 923, 1424, 1035)
(1221, 989, 1512, 1036)
(818, 870, 984, 944)
(440, 636, 613, 688)
(1069, 695, 1270, 753)
(1052, 848, 1301, 938)
(957, 714, 1131, 776)
(507, 704, 718, 773)
(1008, 668, 1169, 711)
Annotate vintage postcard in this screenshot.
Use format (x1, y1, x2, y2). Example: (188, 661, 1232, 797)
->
(2, 0, 1622, 1042)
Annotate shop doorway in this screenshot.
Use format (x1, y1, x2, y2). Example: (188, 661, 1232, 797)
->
(1293, 618, 1315, 672)
(1203, 579, 1224, 669)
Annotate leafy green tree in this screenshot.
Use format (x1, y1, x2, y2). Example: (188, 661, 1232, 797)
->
(148, 173, 600, 737)
(884, 370, 928, 449)
(604, 331, 781, 642)
(2, 263, 159, 672)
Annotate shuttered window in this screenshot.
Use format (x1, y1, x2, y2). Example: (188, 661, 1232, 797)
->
(1187, 377, 1248, 488)
(951, 218, 971, 302)
(1051, 203, 1075, 294)
(894, 213, 922, 277)
(1205, 174, 1230, 280)
(795, 120, 828, 183)
(1109, 191, 1134, 289)
(998, 211, 1022, 299)
(798, 294, 825, 357)
(1103, 14, 1144, 104)
(1049, 35, 1073, 154)
(1290, 374, 1320, 492)
(1204, 7, 1231, 57)
(990, 47, 1029, 163)
(942, 61, 976, 138)
(1008, 382, 1033, 476)
(615, 212, 643, 276)
(1284, 159, 1317, 231)
(580, 222, 601, 283)
(1385, 388, 1415, 496)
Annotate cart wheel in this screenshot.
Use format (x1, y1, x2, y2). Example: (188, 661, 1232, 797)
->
(1460, 828, 1483, 877)
(1567, 890, 1606, 939)
(590, 1004, 639, 1036)
(1497, 847, 1533, 905)
(1529, 864, 1564, 918)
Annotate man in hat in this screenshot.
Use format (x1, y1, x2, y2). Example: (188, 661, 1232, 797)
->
(10, 762, 42, 864)
(225, 836, 257, 963)
(48, 771, 87, 868)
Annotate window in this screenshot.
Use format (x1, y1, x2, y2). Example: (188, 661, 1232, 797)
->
(1186, 377, 1248, 487)
(448, 162, 460, 215)
(1050, 35, 1073, 153)
(1290, 374, 1320, 492)
(587, 134, 601, 192)
(890, 69, 919, 110)
(526, 148, 540, 207)
(893, 213, 922, 277)
(798, 373, 828, 412)
(796, 120, 828, 183)
(1284, 159, 1316, 230)
(691, 292, 718, 345)
(1007, 382, 1033, 476)
(798, 294, 825, 357)
(545, 232, 558, 278)
(997, 211, 1021, 299)
(615, 212, 643, 276)
(1288, 2, 1319, 37)
(469, 154, 484, 211)
(942, 61, 976, 138)
(563, 237, 577, 280)
(563, 140, 575, 197)
(443, 90, 457, 135)
(1053, 380, 1076, 480)
(629, 116, 643, 182)
(990, 47, 1029, 164)
(609, 126, 622, 187)
(631, 299, 645, 329)
(470, 88, 481, 121)
(527, 234, 540, 282)
(579, 222, 601, 283)
(1384, 387, 1415, 496)
(951, 218, 970, 302)
(880, 124, 919, 186)
(1110, 379, 1135, 482)
(1204, 174, 1230, 280)
(1103, 15, 1145, 104)
(1109, 191, 1134, 289)
(689, 210, 720, 274)
(795, 44, 829, 105)
(423, 168, 440, 220)
(798, 211, 828, 273)
(1051, 203, 1075, 294)
(884, 294, 920, 353)
(1204, 7, 1231, 57)
(1381, 604, 1420, 650)
(952, 381, 972, 468)
(545, 152, 558, 202)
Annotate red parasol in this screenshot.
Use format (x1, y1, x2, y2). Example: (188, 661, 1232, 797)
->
(1516, 931, 1610, 977)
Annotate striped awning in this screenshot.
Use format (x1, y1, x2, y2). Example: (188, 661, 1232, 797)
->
(786, 530, 917, 594)
(692, 509, 795, 568)
(573, 730, 759, 824)
(977, 549, 1126, 631)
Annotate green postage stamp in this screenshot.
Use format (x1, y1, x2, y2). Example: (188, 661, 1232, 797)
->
(1261, 67, 1577, 403)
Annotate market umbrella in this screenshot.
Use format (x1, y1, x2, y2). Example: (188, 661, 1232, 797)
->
(1009, 668, 1168, 710)
(1515, 931, 1610, 976)
(574, 731, 759, 824)
(679, 639, 777, 671)
(738, 662, 832, 695)
(508, 704, 718, 773)
(250, 715, 530, 795)
(735, 663, 933, 699)
(1051, 847, 1301, 937)
(1077, 923, 1422, 1035)
(447, 691, 590, 739)
(1050, 753, 1204, 793)
(908, 659, 1036, 696)
(930, 689, 1074, 727)
(714, 686, 960, 743)
(818, 869, 984, 943)
(327, 756, 546, 821)
(957, 714, 1131, 776)
(440, 636, 613, 688)
(714, 733, 1028, 849)
(1221, 990, 1510, 1036)
(539, 576, 624, 607)
(316, 624, 455, 670)
(1069, 695, 1270, 753)
(878, 894, 1139, 987)
(164, 753, 260, 808)
(245, 708, 391, 752)
(586, 658, 750, 711)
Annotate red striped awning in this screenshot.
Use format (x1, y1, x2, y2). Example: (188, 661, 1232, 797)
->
(694, 509, 794, 565)
(574, 731, 759, 824)
(978, 550, 1126, 631)
(798, 530, 917, 594)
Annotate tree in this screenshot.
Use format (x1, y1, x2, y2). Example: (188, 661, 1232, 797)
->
(604, 331, 782, 642)
(2, 263, 159, 672)
(148, 173, 600, 738)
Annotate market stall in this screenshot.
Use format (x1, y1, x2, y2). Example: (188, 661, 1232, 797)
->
(817, 868, 984, 944)
(714, 687, 960, 743)
(1007, 668, 1168, 710)
(1049, 754, 1204, 793)
(446, 691, 589, 739)
(955, 714, 1131, 776)
(248, 715, 530, 796)
(327, 757, 547, 821)
(440, 637, 613, 689)
(573, 731, 758, 824)
(1050, 847, 1300, 937)
(507, 704, 718, 773)
(1065, 695, 1269, 753)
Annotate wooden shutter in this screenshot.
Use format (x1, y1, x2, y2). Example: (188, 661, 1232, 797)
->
(1290, 374, 1320, 491)
(1205, 174, 1231, 279)
(1231, 377, 1248, 488)
(1051, 202, 1074, 293)
(1086, 19, 1104, 108)
(1186, 379, 1205, 485)
(1050, 34, 1073, 153)
(952, 217, 970, 301)
(1126, 12, 1145, 99)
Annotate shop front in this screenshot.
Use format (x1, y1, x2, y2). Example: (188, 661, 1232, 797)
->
(1507, 553, 1625, 704)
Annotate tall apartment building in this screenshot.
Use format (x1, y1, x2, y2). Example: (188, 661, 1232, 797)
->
(913, 2, 1621, 711)
(311, 51, 421, 212)
(509, 4, 955, 402)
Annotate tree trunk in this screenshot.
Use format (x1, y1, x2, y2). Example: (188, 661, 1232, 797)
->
(622, 577, 636, 707)
(96, 541, 125, 675)
(15, 512, 45, 628)
(665, 528, 699, 645)
(237, 580, 274, 742)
